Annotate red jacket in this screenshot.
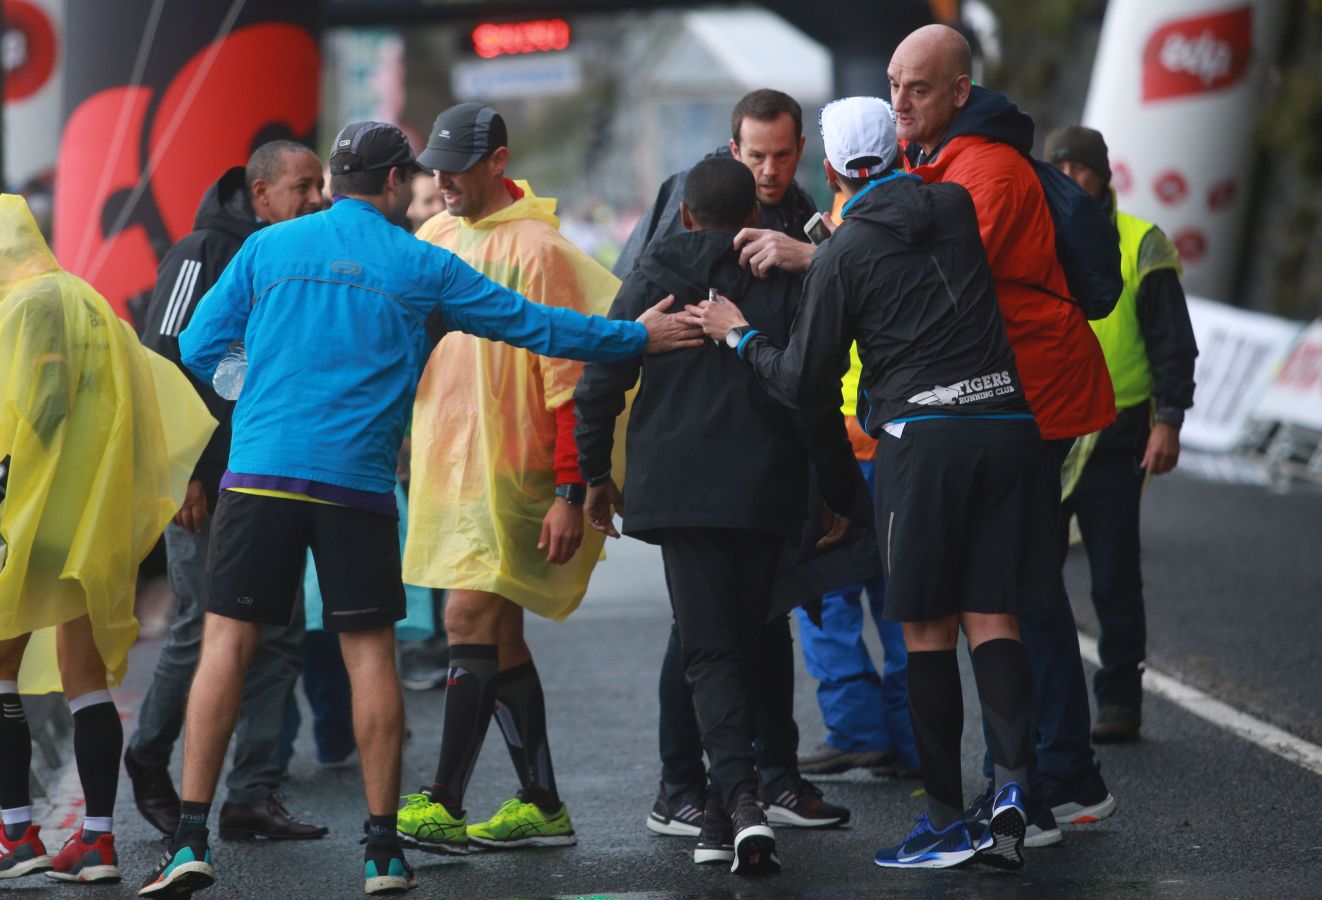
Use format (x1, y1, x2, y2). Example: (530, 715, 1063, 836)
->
(905, 91, 1115, 440)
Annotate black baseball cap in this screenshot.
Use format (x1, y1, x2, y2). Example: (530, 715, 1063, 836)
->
(417, 103, 508, 174)
(328, 121, 431, 176)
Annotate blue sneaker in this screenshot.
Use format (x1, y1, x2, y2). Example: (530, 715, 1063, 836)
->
(363, 841, 416, 895)
(874, 816, 977, 869)
(138, 837, 215, 896)
(974, 782, 1026, 870)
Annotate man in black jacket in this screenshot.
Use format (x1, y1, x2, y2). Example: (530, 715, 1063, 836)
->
(575, 156, 856, 874)
(691, 97, 1045, 872)
(126, 141, 327, 841)
(616, 89, 853, 840)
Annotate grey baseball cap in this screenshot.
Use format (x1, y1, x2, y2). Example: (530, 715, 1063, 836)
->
(417, 103, 508, 174)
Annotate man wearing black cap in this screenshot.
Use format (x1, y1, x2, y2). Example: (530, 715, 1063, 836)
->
(1045, 124, 1197, 744)
(395, 102, 629, 855)
(139, 121, 700, 899)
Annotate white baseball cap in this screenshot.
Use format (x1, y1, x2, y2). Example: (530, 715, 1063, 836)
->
(820, 96, 898, 179)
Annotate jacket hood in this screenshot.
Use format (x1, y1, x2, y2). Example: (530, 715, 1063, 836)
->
(840, 172, 936, 246)
(194, 166, 258, 239)
(0, 194, 59, 300)
(638, 228, 752, 303)
(908, 85, 1035, 165)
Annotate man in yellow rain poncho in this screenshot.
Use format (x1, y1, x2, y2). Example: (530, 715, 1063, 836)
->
(397, 104, 622, 854)
(0, 196, 213, 882)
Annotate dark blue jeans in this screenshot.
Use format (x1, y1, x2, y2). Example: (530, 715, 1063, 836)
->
(984, 438, 1100, 796)
(1065, 441, 1147, 711)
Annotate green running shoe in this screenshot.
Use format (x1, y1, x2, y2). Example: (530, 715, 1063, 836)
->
(395, 793, 467, 855)
(467, 797, 577, 849)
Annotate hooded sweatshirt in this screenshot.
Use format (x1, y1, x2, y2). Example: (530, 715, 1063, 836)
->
(140, 165, 258, 505)
(734, 172, 1031, 430)
(904, 86, 1115, 441)
(575, 228, 854, 540)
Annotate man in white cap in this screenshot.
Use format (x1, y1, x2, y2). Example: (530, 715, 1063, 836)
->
(689, 96, 1046, 872)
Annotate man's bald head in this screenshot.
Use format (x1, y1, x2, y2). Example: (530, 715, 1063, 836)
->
(888, 24, 973, 156)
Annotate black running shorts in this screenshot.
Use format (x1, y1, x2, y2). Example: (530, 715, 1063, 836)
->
(207, 490, 405, 632)
(876, 417, 1047, 622)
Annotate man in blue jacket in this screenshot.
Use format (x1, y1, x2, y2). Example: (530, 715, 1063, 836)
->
(139, 121, 700, 899)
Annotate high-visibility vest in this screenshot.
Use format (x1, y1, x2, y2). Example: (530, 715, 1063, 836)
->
(1089, 206, 1182, 409)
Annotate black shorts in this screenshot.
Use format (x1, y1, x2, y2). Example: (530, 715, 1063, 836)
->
(207, 490, 405, 632)
(875, 418, 1048, 622)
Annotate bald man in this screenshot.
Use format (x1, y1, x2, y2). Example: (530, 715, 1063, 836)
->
(888, 24, 1118, 849)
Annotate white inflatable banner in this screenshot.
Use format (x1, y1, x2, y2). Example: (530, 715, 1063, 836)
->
(1083, 1, 1287, 302)
(1182, 296, 1303, 452)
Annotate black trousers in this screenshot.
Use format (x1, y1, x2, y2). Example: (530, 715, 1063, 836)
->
(659, 527, 794, 810)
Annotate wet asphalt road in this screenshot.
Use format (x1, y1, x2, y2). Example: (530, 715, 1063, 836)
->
(5, 470, 1320, 899)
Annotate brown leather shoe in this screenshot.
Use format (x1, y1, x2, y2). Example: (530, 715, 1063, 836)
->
(218, 793, 328, 841)
(1091, 704, 1142, 743)
(123, 747, 180, 836)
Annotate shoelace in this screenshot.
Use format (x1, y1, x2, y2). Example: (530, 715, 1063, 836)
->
(906, 814, 935, 841)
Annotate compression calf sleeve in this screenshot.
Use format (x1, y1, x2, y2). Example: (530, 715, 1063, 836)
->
(492, 661, 560, 811)
(432, 644, 499, 813)
(0, 682, 31, 818)
(70, 690, 121, 821)
(906, 650, 965, 830)
(971, 638, 1034, 792)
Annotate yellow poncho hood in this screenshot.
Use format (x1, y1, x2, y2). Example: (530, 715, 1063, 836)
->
(0, 194, 216, 693)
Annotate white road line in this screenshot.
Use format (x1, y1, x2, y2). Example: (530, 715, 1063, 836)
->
(1077, 632, 1322, 777)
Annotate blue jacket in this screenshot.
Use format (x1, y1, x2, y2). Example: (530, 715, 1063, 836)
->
(179, 197, 647, 494)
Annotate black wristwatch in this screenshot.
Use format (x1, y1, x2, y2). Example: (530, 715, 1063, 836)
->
(555, 483, 587, 505)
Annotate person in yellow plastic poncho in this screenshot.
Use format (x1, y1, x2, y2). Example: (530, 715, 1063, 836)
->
(0, 196, 214, 881)
(397, 104, 622, 854)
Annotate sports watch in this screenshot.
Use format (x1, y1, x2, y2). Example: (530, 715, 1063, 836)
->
(555, 483, 587, 505)
(725, 325, 755, 349)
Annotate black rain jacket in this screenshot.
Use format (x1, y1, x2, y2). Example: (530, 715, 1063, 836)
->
(575, 228, 855, 542)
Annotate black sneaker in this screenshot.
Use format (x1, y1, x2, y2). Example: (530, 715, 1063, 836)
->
(730, 793, 779, 875)
(138, 832, 215, 897)
(693, 795, 734, 865)
(758, 773, 850, 828)
(361, 837, 417, 895)
(1046, 772, 1117, 824)
(645, 781, 705, 837)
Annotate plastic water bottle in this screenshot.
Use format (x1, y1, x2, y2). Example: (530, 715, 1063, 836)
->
(213, 341, 247, 401)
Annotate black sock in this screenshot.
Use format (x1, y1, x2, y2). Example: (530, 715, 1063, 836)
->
(492, 661, 560, 812)
(432, 644, 499, 814)
(365, 813, 397, 845)
(176, 800, 211, 845)
(0, 685, 31, 814)
(907, 649, 965, 830)
(70, 692, 121, 819)
(971, 638, 1034, 792)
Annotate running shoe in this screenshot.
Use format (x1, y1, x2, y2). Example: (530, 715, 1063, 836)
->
(0, 823, 52, 880)
(758, 773, 850, 828)
(730, 793, 779, 875)
(646, 781, 705, 837)
(467, 796, 576, 849)
(966, 787, 1061, 849)
(395, 791, 468, 855)
(874, 815, 977, 869)
(138, 835, 215, 897)
(46, 830, 120, 883)
(973, 782, 1026, 870)
(1047, 773, 1117, 824)
(693, 794, 733, 866)
(362, 838, 416, 895)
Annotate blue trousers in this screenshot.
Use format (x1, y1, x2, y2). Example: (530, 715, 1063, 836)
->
(794, 459, 918, 770)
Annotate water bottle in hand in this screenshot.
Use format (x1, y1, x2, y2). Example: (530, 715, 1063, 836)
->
(213, 341, 247, 400)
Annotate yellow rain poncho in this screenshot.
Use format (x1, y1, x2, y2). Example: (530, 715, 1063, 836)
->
(403, 182, 623, 620)
(0, 195, 215, 693)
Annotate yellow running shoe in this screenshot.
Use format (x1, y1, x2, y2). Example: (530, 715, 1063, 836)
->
(395, 792, 467, 855)
(467, 797, 577, 849)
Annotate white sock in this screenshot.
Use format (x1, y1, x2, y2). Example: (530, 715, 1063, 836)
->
(1, 805, 32, 826)
(82, 816, 113, 835)
(67, 689, 114, 715)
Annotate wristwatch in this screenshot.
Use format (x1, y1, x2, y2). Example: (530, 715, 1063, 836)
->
(555, 483, 587, 505)
(725, 325, 754, 349)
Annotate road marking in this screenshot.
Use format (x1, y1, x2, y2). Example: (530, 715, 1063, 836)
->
(1077, 633, 1322, 777)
